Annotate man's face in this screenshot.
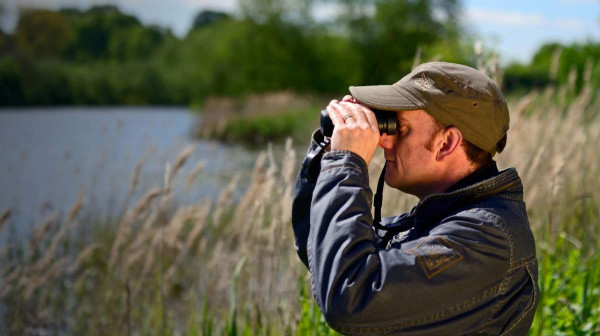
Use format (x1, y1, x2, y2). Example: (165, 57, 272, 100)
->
(378, 109, 442, 197)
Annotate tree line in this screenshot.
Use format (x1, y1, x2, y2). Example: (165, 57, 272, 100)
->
(0, 1, 598, 106)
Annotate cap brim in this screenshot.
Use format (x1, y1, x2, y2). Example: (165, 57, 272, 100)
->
(349, 85, 422, 111)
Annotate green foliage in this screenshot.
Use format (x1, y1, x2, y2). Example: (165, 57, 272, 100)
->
(340, 0, 463, 84)
(1, 1, 471, 107)
(191, 10, 232, 31)
(503, 62, 552, 93)
(0, 56, 25, 105)
(61, 5, 146, 61)
(297, 278, 342, 335)
(504, 41, 600, 96)
(16, 9, 73, 58)
(216, 105, 320, 144)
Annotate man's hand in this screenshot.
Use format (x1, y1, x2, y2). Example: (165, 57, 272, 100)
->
(326, 96, 380, 165)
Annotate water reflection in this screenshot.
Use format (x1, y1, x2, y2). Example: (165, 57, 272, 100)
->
(0, 107, 259, 236)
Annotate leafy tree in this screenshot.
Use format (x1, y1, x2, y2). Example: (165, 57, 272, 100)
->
(239, 0, 313, 24)
(108, 25, 167, 60)
(191, 10, 232, 30)
(61, 5, 141, 61)
(505, 42, 600, 94)
(0, 57, 25, 105)
(335, 0, 461, 84)
(16, 9, 73, 58)
(180, 18, 318, 100)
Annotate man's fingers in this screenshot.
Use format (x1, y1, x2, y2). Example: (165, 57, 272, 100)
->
(341, 95, 356, 103)
(341, 102, 380, 133)
(339, 102, 367, 128)
(363, 107, 380, 132)
(326, 102, 345, 127)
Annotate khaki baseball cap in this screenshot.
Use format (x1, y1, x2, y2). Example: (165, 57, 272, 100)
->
(349, 62, 509, 156)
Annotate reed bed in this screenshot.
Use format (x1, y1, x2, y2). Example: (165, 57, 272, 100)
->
(1, 76, 600, 335)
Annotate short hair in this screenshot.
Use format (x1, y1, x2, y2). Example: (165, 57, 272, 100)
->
(429, 118, 504, 168)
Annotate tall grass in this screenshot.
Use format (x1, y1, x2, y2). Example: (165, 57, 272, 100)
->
(2, 74, 600, 335)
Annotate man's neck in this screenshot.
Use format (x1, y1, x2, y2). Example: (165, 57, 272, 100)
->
(416, 162, 497, 200)
(446, 161, 498, 193)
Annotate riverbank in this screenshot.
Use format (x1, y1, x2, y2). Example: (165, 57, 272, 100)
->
(2, 85, 600, 333)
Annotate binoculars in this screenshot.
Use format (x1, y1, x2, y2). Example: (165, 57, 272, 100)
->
(320, 109, 398, 137)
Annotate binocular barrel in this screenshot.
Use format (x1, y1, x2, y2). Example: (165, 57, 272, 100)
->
(320, 109, 397, 137)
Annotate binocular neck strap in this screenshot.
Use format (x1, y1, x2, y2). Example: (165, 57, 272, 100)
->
(373, 165, 387, 235)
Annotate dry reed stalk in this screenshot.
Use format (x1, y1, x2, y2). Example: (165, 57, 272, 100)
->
(234, 152, 267, 221)
(30, 214, 73, 274)
(170, 145, 195, 180)
(28, 190, 86, 274)
(132, 188, 163, 216)
(164, 206, 196, 248)
(140, 218, 174, 279)
(67, 189, 85, 223)
(184, 161, 205, 192)
(0, 265, 22, 297)
(281, 138, 297, 184)
(68, 243, 101, 274)
(513, 92, 537, 117)
(123, 243, 147, 270)
(0, 208, 11, 235)
(0, 245, 11, 261)
(160, 162, 176, 215)
(24, 256, 70, 300)
(165, 202, 211, 281)
(125, 226, 156, 255)
(30, 212, 59, 248)
(583, 59, 594, 84)
(543, 86, 556, 101)
(109, 187, 162, 267)
(141, 203, 162, 230)
(550, 47, 562, 80)
(164, 162, 172, 194)
(474, 41, 483, 72)
(212, 173, 240, 226)
(0, 258, 16, 277)
(265, 143, 278, 184)
(489, 53, 502, 86)
(567, 65, 578, 93)
(412, 46, 422, 70)
(277, 140, 297, 226)
(130, 156, 145, 194)
(570, 83, 593, 114)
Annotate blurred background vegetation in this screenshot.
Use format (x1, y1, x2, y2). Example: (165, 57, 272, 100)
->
(2, 0, 599, 108)
(2, 0, 600, 335)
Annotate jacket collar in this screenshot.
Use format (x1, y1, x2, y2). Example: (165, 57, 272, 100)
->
(411, 165, 523, 234)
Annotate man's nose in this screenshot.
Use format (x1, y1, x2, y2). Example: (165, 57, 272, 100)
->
(378, 133, 395, 150)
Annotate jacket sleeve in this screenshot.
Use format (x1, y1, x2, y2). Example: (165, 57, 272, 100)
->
(291, 129, 328, 268)
(308, 152, 513, 335)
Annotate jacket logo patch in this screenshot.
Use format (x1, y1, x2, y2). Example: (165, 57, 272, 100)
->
(407, 236, 463, 279)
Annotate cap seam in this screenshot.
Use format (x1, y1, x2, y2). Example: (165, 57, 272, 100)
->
(430, 63, 500, 97)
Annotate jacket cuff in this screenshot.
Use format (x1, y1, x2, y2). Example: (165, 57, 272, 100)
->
(321, 150, 369, 177)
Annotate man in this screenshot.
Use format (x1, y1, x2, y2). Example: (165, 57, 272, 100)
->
(291, 62, 539, 335)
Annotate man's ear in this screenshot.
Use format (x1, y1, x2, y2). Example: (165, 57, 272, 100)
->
(436, 127, 463, 161)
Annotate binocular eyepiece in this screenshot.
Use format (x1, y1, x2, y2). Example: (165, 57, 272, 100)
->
(320, 109, 397, 137)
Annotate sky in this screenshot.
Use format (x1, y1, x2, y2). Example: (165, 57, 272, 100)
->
(1, 0, 599, 64)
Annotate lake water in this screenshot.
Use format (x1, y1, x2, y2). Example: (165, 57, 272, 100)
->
(0, 107, 266, 237)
